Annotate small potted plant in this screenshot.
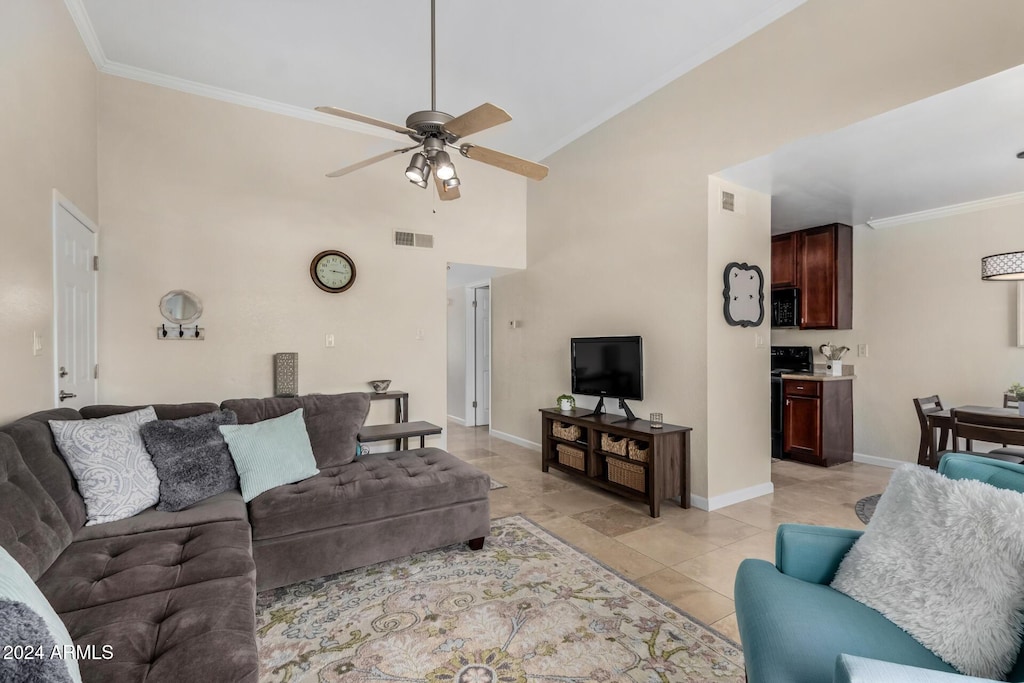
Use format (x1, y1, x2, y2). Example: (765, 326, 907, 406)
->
(557, 394, 575, 412)
(1009, 383, 1024, 415)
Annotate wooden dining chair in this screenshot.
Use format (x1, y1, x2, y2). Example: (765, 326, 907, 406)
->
(913, 395, 949, 468)
(949, 408, 1024, 463)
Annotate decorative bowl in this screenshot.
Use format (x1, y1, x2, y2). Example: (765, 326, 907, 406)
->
(368, 379, 391, 393)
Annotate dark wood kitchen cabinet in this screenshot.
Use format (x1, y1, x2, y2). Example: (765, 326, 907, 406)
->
(770, 223, 852, 329)
(799, 223, 852, 329)
(771, 232, 800, 288)
(782, 378, 853, 467)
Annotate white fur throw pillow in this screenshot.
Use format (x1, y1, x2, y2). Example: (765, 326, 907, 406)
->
(831, 464, 1024, 679)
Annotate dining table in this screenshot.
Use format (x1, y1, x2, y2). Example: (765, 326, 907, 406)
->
(925, 405, 1022, 467)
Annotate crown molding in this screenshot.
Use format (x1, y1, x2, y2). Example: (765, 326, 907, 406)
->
(865, 191, 1024, 229)
(63, 0, 107, 68)
(99, 62, 403, 141)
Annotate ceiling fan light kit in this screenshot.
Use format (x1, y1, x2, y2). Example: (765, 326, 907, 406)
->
(316, 0, 547, 200)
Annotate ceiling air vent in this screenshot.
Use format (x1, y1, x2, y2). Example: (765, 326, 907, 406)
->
(721, 190, 735, 212)
(393, 231, 434, 249)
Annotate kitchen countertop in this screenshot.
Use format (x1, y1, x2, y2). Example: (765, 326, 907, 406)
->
(780, 371, 856, 382)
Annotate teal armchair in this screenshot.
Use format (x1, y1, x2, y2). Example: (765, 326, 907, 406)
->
(734, 453, 1024, 683)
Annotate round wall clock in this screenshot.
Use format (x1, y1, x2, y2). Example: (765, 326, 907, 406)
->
(310, 250, 356, 293)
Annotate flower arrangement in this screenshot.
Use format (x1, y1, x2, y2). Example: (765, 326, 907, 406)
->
(819, 343, 849, 361)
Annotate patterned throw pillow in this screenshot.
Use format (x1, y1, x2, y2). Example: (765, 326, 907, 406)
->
(49, 407, 160, 525)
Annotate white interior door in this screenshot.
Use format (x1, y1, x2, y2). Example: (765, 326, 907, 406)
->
(475, 287, 491, 426)
(54, 200, 97, 409)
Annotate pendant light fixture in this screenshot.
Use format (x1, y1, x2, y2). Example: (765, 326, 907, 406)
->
(980, 150, 1024, 281)
(982, 251, 1024, 280)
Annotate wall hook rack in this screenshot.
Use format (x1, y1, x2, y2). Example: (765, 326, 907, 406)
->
(157, 323, 205, 340)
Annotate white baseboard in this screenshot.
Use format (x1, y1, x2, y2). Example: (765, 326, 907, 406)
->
(447, 415, 466, 426)
(853, 452, 908, 469)
(693, 481, 775, 511)
(489, 428, 542, 452)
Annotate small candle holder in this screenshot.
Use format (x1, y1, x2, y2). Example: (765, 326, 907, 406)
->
(649, 412, 664, 429)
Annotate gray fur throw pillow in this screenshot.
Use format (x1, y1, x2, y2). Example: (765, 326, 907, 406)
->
(0, 599, 73, 683)
(140, 410, 239, 511)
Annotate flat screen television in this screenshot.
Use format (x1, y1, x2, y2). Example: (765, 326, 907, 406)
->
(571, 336, 644, 401)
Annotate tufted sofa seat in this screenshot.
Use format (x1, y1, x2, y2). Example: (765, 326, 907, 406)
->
(0, 394, 491, 681)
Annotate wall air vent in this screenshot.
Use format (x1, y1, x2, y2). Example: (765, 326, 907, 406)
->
(393, 231, 435, 249)
(721, 190, 735, 212)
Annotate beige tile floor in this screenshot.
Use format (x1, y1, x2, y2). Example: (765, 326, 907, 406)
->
(445, 421, 894, 643)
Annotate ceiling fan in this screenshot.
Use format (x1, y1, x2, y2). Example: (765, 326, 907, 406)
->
(315, 0, 548, 201)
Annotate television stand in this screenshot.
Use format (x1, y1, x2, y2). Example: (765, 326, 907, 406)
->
(610, 399, 637, 423)
(539, 408, 691, 516)
(585, 396, 607, 418)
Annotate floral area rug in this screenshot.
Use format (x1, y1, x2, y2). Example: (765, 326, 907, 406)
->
(255, 515, 744, 682)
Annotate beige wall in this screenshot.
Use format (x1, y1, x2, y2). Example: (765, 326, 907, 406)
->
(96, 75, 525, 433)
(491, 0, 1024, 504)
(447, 286, 467, 421)
(0, 0, 98, 422)
(773, 203, 1024, 464)
(706, 178, 772, 501)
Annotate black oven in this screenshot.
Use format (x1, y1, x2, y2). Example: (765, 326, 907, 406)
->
(771, 287, 800, 328)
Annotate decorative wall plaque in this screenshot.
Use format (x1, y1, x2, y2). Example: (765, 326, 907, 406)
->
(274, 353, 298, 397)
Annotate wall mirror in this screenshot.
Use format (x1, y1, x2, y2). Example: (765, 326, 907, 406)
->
(159, 290, 203, 325)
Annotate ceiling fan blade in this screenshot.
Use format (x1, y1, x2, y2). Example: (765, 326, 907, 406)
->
(325, 146, 418, 178)
(315, 106, 415, 135)
(459, 144, 548, 181)
(434, 174, 460, 201)
(444, 103, 512, 139)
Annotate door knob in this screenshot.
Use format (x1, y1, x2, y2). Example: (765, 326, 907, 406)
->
(58, 366, 68, 378)
(58, 390, 77, 402)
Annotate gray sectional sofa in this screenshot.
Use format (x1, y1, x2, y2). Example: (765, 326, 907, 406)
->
(0, 393, 491, 682)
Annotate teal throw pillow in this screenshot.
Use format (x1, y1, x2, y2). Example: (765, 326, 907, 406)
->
(219, 408, 320, 502)
(0, 546, 82, 682)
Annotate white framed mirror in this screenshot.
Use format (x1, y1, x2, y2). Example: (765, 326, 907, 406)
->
(159, 290, 203, 325)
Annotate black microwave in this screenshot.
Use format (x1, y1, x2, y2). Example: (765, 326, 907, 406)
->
(771, 288, 800, 328)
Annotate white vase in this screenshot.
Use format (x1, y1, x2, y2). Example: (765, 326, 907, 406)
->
(826, 359, 843, 376)
(559, 399, 573, 411)
(1019, 402, 1024, 417)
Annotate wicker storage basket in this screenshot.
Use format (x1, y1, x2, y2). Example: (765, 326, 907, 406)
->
(600, 432, 629, 456)
(552, 421, 581, 441)
(607, 458, 645, 492)
(556, 444, 585, 471)
(627, 440, 650, 463)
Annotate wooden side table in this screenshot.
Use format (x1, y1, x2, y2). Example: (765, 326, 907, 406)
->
(358, 421, 442, 450)
(367, 390, 409, 449)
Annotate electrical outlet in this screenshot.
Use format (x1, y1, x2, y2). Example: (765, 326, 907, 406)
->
(415, 329, 425, 341)
(325, 333, 335, 348)
(755, 333, 766, 348)
(858, 344, 868, 357)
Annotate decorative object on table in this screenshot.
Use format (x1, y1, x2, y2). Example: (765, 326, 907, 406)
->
(819, 342, 849, 376)
(255, 515, 744, 682)
(1009, 383, 1024, 416)
(556, 393, 575, 411)
(273, 352, 298, 397)
(722, 262, 765, 327)
(367, 379, 391, 393)
(156, 289, 204, 340)
(981, 250, 1024, 280)
(649, 412, 664, 429)
(310, 249, 356, 293)
(855, 493, 881, 524)
(831, 465, 1024, 680)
